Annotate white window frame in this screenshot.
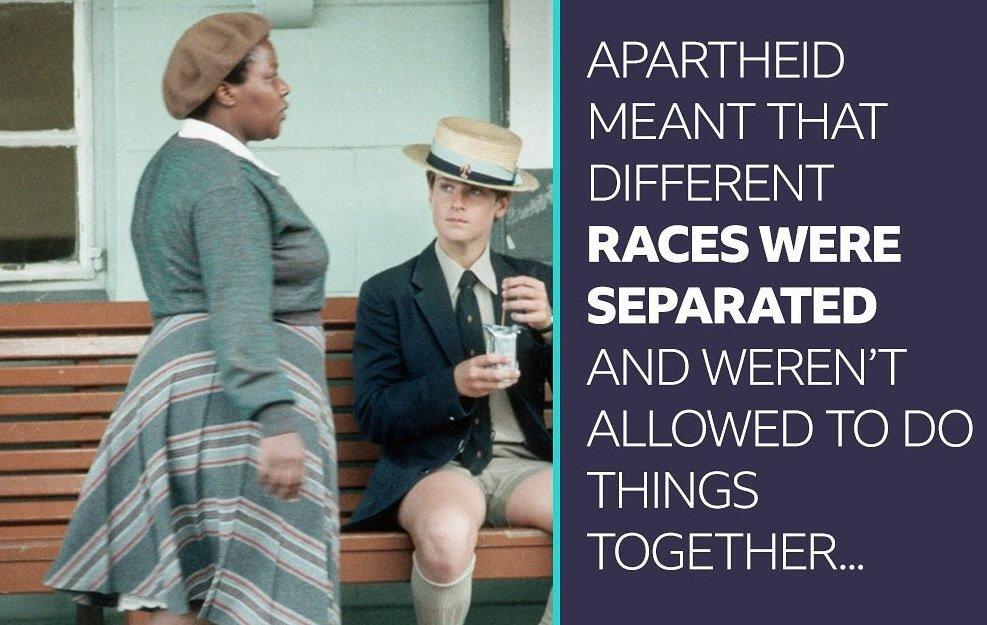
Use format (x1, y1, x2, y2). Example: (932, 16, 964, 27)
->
(0, 0, 97, 286)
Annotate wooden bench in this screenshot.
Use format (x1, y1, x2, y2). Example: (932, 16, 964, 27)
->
(0, 299, 551, 624)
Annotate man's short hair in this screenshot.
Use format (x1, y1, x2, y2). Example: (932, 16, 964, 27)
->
(426, 171, 511, 202)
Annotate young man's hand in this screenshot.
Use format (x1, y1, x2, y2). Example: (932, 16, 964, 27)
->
(501, 276, 552, 339)
(454, 354, 520, 398)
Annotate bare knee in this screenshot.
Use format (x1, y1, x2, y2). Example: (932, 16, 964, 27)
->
(410, 508, 479, 583)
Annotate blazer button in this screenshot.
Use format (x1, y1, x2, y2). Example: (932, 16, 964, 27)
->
(474, 417, 481, 425)
(448, 416, 456, 421)
(475, 450, 483, 459)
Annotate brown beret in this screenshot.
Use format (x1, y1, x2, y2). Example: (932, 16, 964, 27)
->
(162, 12, 271, 119)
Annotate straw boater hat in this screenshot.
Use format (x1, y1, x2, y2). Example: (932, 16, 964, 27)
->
(403, 117, 539, 192)
(162, 13, 271, 119)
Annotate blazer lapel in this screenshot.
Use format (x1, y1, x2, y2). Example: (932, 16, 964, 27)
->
(412, 243, 464, 365)
(491, 251, 521, 324)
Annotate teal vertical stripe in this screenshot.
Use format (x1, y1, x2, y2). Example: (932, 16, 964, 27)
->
(552, 0, 561, 623)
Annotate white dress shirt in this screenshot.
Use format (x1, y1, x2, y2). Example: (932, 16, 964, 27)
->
(434, 241, 525, 445)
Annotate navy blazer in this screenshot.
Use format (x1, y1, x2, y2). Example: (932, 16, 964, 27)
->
(347, 242, 553, 529)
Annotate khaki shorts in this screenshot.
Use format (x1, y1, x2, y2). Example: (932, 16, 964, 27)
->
(440, 443, 551, 527)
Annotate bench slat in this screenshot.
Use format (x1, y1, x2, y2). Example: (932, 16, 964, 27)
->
(0, 474, 336, 498)
(0, 527, 550, 559)
(0, 420, 107, 444)
(0, 494, 363, 523)
(0, 475, 85, 497)
(1, 468, 374, 497)
(0, 449, 96, 472)
(325, 359, 353, 379)
(0, 501, 77, 523)
(0, 414, 541, 448)
(339, 529, 551, 583)
(0, 336, 148, 360)
(0, 442, 376, 470)
(0, 364, 132, 388)
(0, 527, 549, 592)
(0, 331, 353, 361)
(0, 392, 120, 416)
(0, 360, 353, 389)
(325, 330, 354, 352)
(338, 466, 374, 488)
(0, 494, 367, 521)
(338, 440, 380, 462)
(329, 385, 354, 406)
(339, 491, 362, 514)
(0, 299, 359, 334)
(0, 524, 69, 542)
(0, 562, 53, 593)
(0, 386, 353, 418)
(0, 302, 153, 334)
(334, 413, 359, 434)
(0, 494, 363, 524)
(0, 416, 363, 444)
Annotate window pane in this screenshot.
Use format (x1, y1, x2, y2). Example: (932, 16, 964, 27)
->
(0, 148, 77, 264)
(0, 3, 74, 130)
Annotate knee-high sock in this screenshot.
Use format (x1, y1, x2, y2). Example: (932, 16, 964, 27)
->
(410, 552, 475, 625)
(538, 587, 553, 625)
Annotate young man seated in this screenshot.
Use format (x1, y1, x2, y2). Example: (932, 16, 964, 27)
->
(349, 117, 553, 625)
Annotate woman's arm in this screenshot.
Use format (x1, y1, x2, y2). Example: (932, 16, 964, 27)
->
(191, 184, 297, 436)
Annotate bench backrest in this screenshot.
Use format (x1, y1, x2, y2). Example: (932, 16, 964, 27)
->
(0, 299, 552, 534)
(0, 299, 372, 528)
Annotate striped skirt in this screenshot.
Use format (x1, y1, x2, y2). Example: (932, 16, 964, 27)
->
(44, 313, 341, 625)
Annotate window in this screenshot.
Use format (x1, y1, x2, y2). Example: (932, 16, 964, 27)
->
(0, 0, 96, 285)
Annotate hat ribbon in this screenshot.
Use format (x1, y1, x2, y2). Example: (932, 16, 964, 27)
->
(426, 141, 521, 187)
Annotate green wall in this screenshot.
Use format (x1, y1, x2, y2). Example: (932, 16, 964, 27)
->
(101, 0, 493, 300)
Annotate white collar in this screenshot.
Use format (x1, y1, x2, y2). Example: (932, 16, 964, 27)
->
(434, 240, 498, 298)
(178, 118, 280, 178)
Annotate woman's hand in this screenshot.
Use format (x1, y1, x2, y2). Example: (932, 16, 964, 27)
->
(258, 432, 306, 500)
